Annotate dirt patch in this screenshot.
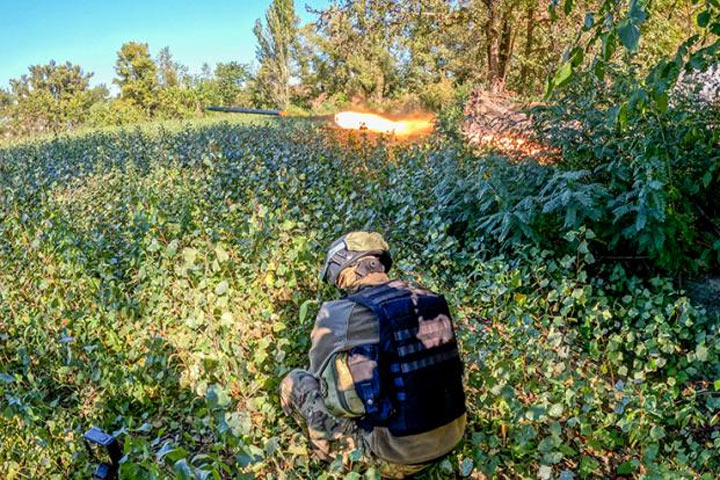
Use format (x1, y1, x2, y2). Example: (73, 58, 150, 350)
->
(462, 89, 558, 163)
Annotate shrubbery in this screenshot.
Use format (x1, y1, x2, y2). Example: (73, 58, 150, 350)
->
(1, 121, 719, 479)
(533, 65, 720, 272)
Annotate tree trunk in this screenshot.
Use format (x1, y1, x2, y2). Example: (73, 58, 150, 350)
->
(374, 71, 385, 102)
(496, 10, 515, 88)
(484, 0, 516, 92)
(519, 4, 537, 93)
(484, 0, 501, 91)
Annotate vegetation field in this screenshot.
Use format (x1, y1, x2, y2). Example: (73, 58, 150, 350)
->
(1, 119, 719, 480)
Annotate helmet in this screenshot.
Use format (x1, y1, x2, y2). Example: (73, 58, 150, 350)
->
(321, 231, 392, 286)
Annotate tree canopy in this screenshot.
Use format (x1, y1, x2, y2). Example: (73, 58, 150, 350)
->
(253, 0, 298, 109)
(0, 0, 713, 140)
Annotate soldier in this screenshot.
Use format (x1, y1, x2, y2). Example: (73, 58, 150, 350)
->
(280, 232, 466, 479)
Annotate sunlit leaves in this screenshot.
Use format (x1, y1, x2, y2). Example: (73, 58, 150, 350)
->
(1, 120, 719, 479)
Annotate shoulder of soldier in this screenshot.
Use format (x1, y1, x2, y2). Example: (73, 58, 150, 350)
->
(315, 297, 357, 323)
(319, 297, 356, 312)
(396, 279, 441, 297)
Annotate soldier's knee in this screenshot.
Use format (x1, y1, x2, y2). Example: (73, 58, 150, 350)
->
(280, 369, 319, 415)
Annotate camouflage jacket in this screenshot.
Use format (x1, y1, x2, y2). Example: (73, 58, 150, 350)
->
(308, 278, 466, 465)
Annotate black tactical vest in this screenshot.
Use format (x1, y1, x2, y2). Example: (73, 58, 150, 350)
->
(345, 280, 466, 437)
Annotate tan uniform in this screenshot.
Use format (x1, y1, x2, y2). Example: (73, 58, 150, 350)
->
(280, 273, 466, 478)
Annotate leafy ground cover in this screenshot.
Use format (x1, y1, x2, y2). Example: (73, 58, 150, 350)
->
(1, 121, 719, 479)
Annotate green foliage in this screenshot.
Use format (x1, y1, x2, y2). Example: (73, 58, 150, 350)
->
(534, 67, 720, 271)
(156, 46, 189, 89)
(302, 0, 402, 103)
(86, 98, 147, 128)
(2, 0, 702, 140)
(0, 44, 264, 142)
(536, 0, 720, 271)
(1, 60, 107, 137)
(1, 120, 719, 479)
(253, 0, 298, 109)
(213, 62, 253, 107)
(434, 83, 472, 140)
(114, 42, 161, 115)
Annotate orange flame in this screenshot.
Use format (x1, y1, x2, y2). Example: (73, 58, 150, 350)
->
(334, 111, 434, 136)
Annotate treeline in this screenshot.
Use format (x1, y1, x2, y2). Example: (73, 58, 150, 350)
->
(0, 44, 254, 139)
(0, 0, 699, 139)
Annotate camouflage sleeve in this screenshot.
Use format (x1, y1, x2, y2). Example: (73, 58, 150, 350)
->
(309, 300, 353, 374)
(320, 351, 366, 418)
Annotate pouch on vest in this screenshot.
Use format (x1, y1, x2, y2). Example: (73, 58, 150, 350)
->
(321, 351, 366, 417)
(348, 344, 394, 426)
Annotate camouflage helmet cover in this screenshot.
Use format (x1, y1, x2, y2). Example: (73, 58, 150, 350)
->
(321, 231, 392, 285)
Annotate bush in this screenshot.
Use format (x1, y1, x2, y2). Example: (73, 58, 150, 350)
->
(0, 121, 718, 479)
(532, 65, 720, 271)
(87, 99, 148, 128)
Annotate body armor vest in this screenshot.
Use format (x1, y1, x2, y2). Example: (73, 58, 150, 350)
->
(345, 280, 466, 437)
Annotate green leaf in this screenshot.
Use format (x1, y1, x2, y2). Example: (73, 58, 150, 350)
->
(166, 240, 179, 257)
(348, 449, 363, 462)
(214, 281, 229, 296)
(299, 299, 316, 324)
(616, 460, 637, 475)
(548, 3, 558, 22)
(206, 384, 230, 409)
(173, 459, 196, 480)
(214, 244, 229, 263)
(644, 443, 659, 462)
(696, 344, 709, 362)
(618, 23, 640, 52)
(549, 403, 564, 418)
(554, 62, 573, 89)
(703, 171, 713, 188)
(538, 465, 553, 480)
(364, 468, 382, 480)
(570, 47, 584, 67)
(182, 247, 198, 265)
(649, 425, 665, 440)
(602, 33, 617, 60)
(618, 103, 628, 129)
(580, 456, 600, 474)
(157, 444, 187, 463)
(594, 61, 606, 80)
(697, 11, 711, 28)
(460, 457, 474, 476)
(236, 445, 263, 467)
(628, 0, 647, 23)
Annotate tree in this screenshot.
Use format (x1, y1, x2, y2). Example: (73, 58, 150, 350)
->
(3, 60, 106, 136)
(215, 62, 253, 105)
(0, 88, 13, 138)
(114, 42, 159, 115)
(156, 46, 189, 88)
(298, 0, 406, 108)
(253, 0, 298, 109)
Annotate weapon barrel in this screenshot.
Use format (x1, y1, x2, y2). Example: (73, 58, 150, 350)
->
(205, 106, 283, 116)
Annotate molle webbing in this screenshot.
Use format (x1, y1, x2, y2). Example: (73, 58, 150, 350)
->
(346, 281, 466, 437)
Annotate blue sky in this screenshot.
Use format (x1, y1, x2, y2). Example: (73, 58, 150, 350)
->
(0, 0, 327, 91)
